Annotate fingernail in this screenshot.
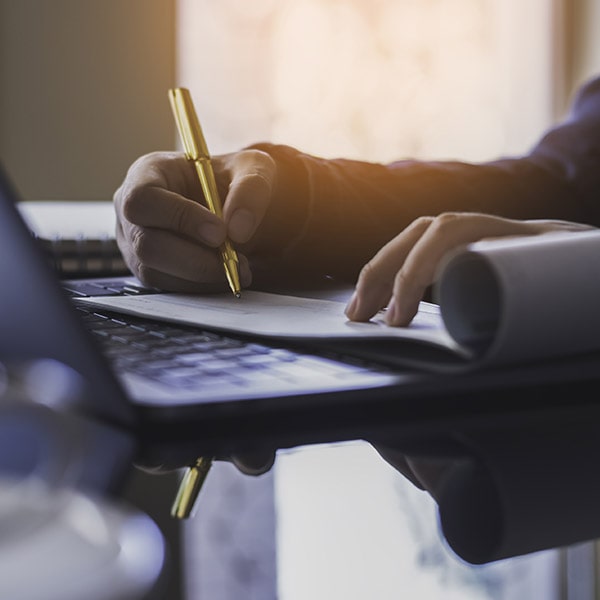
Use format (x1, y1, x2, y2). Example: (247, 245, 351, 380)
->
(385, 297, 398, 325)
(345, 292, 358, 318)
(199, 222, 224, 246)
(228, 209, 255, 243)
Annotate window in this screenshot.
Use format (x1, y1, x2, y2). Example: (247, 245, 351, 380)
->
(179, 2, 569, 599)
(177, 0, 564, 162)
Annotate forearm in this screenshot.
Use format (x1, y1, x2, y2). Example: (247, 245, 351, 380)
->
(249, 78, 600, 279)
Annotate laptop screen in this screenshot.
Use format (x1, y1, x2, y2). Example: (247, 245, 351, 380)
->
(0, 164, 134, 425)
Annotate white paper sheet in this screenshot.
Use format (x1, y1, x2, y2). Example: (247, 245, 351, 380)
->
(77, 290, 460, 352)
(76, 229, 600, 371)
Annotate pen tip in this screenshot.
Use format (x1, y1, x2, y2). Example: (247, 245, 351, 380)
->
(235, 292, 242, 299)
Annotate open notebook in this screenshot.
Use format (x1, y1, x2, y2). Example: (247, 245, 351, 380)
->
(77, 230, 600, 372)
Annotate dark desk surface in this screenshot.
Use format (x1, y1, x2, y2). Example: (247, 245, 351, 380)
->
(131, 274, 600, 465)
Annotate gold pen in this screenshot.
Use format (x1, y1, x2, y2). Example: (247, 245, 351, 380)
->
(168, 88, 238, 519)
(171, 456, 213, 519)
(168, 87, 241, 298)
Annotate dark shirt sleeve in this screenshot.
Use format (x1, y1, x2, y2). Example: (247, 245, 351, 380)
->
(249, 77, 600, 280)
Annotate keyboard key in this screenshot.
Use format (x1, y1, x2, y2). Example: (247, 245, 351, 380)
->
(74, 303, 391, 398)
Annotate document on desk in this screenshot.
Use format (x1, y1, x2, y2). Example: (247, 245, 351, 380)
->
(77, 230, 600, 371)
(78, 290, 464, 353)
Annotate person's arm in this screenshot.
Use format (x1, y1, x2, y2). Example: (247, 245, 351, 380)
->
(338, 78, 600, 324)
(114, 78, 600, 292)
(249, 77, 600, 281)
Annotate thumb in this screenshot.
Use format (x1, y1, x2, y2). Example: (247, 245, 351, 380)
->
(220, 150, 276, 244)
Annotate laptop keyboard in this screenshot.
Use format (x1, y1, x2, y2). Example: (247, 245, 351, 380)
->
(66, 277, 397, 400)
(73, 304, 389, 398)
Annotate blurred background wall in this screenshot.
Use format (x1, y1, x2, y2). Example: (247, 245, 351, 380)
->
(0, 0, 175, 200)
(0, 1, 599, 201)
(567, 0, 600, 93)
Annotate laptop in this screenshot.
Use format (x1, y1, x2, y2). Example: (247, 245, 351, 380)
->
(6, 162, 600, 467)
(1, 165, 429, 461)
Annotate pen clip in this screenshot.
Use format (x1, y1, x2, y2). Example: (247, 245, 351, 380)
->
(168, 88, 211, 161)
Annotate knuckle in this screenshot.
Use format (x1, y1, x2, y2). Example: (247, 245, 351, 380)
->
(134, 150, 174, 170)
(430, 212, 461, 234)
(113, 184, 123, 206)
(397, 262, 427, 291)
(395, 267, 412, 288)
(254, 150, 277, 178)
(241, 171, 270, 188)
(136, 265, 158, 287)
(120, 185, 148, 224)
(356, 260, 389, 292)
(131, 228, 153, 262)
(231, 150, 276, 188)
(242, 148, 276, 169)
(168, 201, 192, 234)
(357, 260, 376, 285)
(230, 171, 272, 201)
(412, 215, 435, 230)
(396, 241, 428, 283)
